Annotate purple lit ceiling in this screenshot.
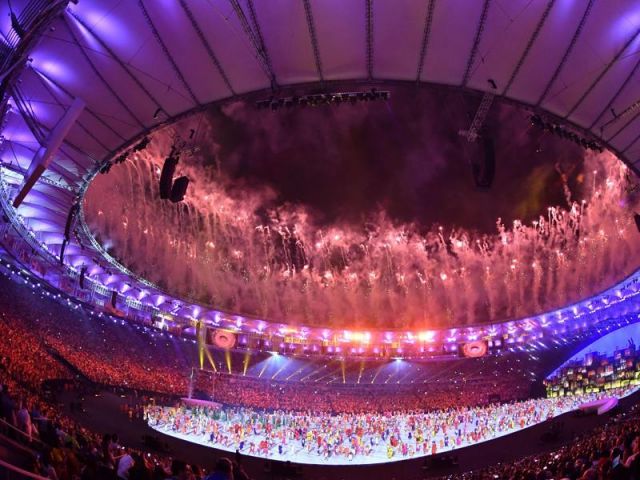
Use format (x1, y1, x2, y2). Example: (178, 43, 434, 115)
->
(0, 0, 640, 340)
(1, 0, 639, 166)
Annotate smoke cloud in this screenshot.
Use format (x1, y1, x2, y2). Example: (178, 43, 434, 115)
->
(83, 87, 639, 328)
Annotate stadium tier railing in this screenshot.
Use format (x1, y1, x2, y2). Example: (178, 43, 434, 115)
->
(0, 417, 46, 451)
(0, 458, 47, 480)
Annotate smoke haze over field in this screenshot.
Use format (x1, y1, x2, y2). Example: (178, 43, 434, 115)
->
(84, 87, 639, 328)
(200, 87, 585, 233)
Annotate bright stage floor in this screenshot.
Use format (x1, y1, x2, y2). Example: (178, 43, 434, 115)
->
(146, 387, 639, 466)
(149, 420, 535, 465)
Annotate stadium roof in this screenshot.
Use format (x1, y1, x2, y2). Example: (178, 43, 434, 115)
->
(2, 0, 640, 170)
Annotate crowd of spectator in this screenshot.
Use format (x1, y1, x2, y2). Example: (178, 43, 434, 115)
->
(448, 403, 640, 479)
(0, 270, 536, 415)
(0, 271, 251, 479)
(0, 316, 73, 387)
(147, 387, 637, 464)
(198, 372, 531, 414)
(0, 330, 248, 479)
(545, 342, 640, 398)
(2, 269, 640, 478)
(0, 368, 250, 479)
(0, 274, 191, 394)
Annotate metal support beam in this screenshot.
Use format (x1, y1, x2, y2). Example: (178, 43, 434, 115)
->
(365, 0, 374, 80)
(18, 72, 107, 173)
(302, 0, 324, 84)
(228, 0, 277, 89)
(32, 68, 111, 152)
(31, 116, 101, 172)
(13, 97, 84, 208)
(416, 0, 436, 82)
(462, 0, 491, 87)
(7, 133, 84, 186)
(33, 67, 126, 142)
(138, 0, 200, 106)
(503, 0, 555, 97)
(0, 0, 69, 77)
(458, 91, 494, 142)
(9, 84, 46, 144)
(62, 18, 146, 129)
(66, 11, 169, 118)
(622, 129, 640, 154)
(607, 105, 640, 143)
(4, 141, 77, 198)
(245, 0, 277, 89)
(0, 160, 73, 192)
(590, 58, 640, 131)
(536, 0, 594, 107)
(19, 121, 87, 185)
(0, 53, 29, 84)
(178, 0, 235, 96)
(565, 27, 640, 119)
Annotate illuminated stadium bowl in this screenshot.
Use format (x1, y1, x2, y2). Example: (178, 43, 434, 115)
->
(1, 0, 640, 360)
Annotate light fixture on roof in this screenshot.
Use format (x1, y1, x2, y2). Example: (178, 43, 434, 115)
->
(530, 115, 603, 152)
(256, 88, 390, 111)
(133, 137, 151, 152)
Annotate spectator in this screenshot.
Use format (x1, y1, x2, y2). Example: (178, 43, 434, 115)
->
(205, 458, 233, 480)
(16, 399, 34, 442)
(117, 446, 135, 479)
(168, 459, 193, 480)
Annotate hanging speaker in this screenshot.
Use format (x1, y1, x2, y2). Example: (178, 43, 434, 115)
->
(79, 266, 87, 289)
(111, 290, 118, 308)
(170, 176, 189, 203)
(159, 156, 179, 199)
(473, 136, 495, 189)
(59, 239, 67, 265)
(64, 204, 79, 240)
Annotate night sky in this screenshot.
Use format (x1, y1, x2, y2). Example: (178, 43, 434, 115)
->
(199, 86, 586, 234)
